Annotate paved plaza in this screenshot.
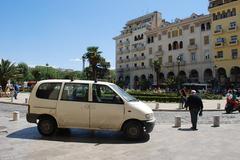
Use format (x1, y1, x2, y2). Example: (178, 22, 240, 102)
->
(1, 103, 240, 160)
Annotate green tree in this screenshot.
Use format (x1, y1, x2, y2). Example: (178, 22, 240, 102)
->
(153, 59, 161, 88)
(0, 59, 18, 90)
(83, 46, 110, 81)
(15, 62, 29, 82)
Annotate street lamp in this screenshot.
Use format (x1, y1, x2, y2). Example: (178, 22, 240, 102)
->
(177, 55, 182, 89)
(46, 63, 49, 79)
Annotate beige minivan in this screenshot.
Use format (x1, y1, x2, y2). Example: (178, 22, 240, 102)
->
(27, 80, 155, 140)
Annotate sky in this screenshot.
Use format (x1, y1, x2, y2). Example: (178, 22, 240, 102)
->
(0, 0, 209, 71)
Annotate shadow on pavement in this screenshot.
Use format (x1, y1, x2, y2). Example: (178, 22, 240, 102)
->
(6, 127, 150, 144)
(178, 128, 195, 131)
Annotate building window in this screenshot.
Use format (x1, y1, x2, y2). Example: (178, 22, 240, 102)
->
(179, 41, 183, 49)
(126, 64, 129, 68)
(231, 8, 236, 16)
(141, 53, 144, 56)
(229, 22, 236, 30)
(147, 36, 154, 44)
(126, 56, 129, 59)
(204, 49, 210, 60)
(134, 54, 137, 57)
(149, 58, 153, 66)
(173, 41, 179, 50)
(190, 26, 194, 33)
(141, 62, 145, 67)
(189, 38, 195, 45)
(168, 44, 172, 51)
(134, 63, 137, 67)
(206, 22, 211, 30)
(179, 29, 182, 36)
(216, 51, 223, 59)
(158, 34, 161, 40)
(158, 57, 163, 64)
(204, 36, 209, 45)
(215, 25, 222, 32)
(201, 24, 205, 31)
(230, 35, 237, 43)
(216, 37, 224, 43)
(168, 56, 173, 63)
(168, 32, 171, 38)
(158, 45, 162, 51)
(232, 49, 238, 59)
(191, 52, 196, 61)
(149, 47, 152, 54)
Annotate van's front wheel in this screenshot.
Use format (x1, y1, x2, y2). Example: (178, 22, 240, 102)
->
(123, 121, 144, 140)
(37, 117, 57, 136)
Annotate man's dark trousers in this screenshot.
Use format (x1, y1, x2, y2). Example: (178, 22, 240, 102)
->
(190, 108, 200, 129)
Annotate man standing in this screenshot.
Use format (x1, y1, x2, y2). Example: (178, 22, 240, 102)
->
(185, 90, 203, 130)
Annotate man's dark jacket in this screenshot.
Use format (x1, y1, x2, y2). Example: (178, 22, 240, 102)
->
(186, 95, 203, 111)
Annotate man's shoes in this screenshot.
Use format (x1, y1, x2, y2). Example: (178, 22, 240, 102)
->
(190, 127, 198, 131)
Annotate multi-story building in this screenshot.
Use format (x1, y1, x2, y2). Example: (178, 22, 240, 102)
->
(114, 12, 214, 89)
(209, 0, 240, 88)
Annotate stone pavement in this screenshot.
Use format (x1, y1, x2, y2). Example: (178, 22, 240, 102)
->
(0, 92, 226, 111)
(1, 116, 240, 160)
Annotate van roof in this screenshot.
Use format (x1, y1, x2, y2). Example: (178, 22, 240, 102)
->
(37, 79, 114, 85)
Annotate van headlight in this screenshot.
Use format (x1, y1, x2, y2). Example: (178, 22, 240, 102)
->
(145, 113, 154, 120)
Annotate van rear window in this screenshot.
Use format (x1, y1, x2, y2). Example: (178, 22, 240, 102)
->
(36, 83, 62, 100)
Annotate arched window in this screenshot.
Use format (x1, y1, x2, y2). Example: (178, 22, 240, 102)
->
(206, 22, 211, 30)
(179, 41, 183, 49)
(201, 24, 205, 31)
(168, 44, 172, 51)
(173, 41, 179, 50)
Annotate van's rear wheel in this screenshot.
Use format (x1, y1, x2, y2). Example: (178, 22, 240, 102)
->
(123, 121, 144, 140)
(37, 117, 57, 136)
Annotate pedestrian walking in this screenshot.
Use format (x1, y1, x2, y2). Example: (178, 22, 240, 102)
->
(13, 84, 19, 99)
(185, 90, 203, 130)
(179, 89, 187, 109)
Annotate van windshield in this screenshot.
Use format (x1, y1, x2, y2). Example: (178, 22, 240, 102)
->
(110, 84, 138, 102)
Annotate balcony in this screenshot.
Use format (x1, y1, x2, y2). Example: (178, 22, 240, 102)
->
(208, 0, 237, 9)
(123, 58, 130, 63)
(117, 42, 123, 48)
(215, 42, 224, 48)
(228, 26, 237, 32)
(214, 29, 223, 35)
(123, 41, 130, 46)
(117, 59, 124, 64)
(229, 40, 238, 46)
(122, 48, 130, 54)
(155, 50, 164, 56)
(188, 44, 198, 51)
(137, 56, 146, 61)
(117, 50, 123, 55)
(165, 62, 174, 67)
(176, 61, 186, 66)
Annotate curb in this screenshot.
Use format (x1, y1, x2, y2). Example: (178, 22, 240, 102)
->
(0, 101, 28, 106)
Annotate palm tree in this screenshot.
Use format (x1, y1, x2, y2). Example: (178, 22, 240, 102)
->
(83, 47, 102, 81)
(153, 59, 161, 89)
(0, 59, 18, 91)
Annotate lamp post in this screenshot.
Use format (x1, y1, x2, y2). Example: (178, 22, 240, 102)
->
(46, 63, 49, 79)
(177, 56, 182, 89)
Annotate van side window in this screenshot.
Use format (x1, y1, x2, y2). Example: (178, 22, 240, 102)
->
(36, 83, 61, 100)
(92, 84, 123, 104)
(61, 83, 89, 102)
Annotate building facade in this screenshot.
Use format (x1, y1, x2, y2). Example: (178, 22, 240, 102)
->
(209, 0, 240, 88)
(114, 12, 214, 89)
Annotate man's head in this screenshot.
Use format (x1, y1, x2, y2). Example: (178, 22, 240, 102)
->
(191, 90, 197, 95)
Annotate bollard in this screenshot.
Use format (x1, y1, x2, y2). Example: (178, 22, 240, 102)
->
(155, 103, 159, 109)
(213, 116, 220, 127)
(174, 117, 181, 128)
(217, 103, 221, 110)
(25, 98, 28, 104)
(13, 111, 20, 121)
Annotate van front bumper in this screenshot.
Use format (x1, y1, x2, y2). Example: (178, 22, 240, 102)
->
(142, 118, 155, 133)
